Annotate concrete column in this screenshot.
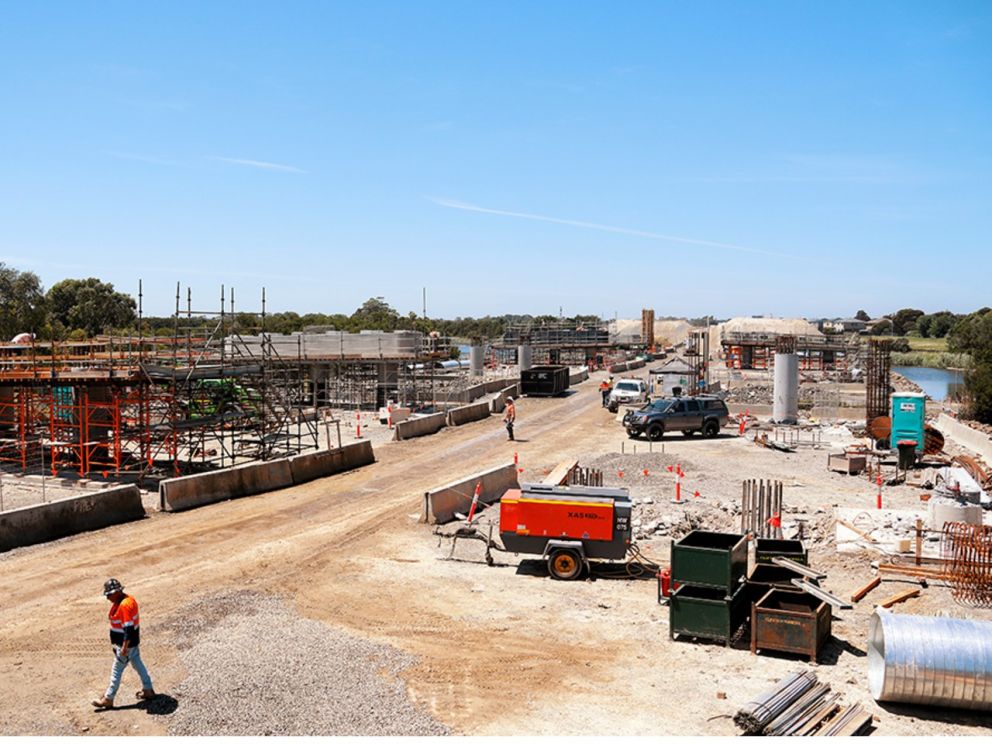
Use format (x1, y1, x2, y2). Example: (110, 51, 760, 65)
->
(469, 345, 484, 377)
(772, 353, 799, 424)
(518, 345, 533, 372)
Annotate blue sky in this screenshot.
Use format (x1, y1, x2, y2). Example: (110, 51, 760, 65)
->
(0, 2, 989, 319)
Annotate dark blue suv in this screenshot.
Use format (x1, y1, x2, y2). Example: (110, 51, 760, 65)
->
(623, 395, 729, 440)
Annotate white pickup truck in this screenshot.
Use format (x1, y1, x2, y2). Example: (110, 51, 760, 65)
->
(607, 378, 649, 413)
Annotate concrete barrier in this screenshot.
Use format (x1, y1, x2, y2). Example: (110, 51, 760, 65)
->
(1, 486, 144, 552)
(937, 413, 992, 463)
(447, 400, 491, 427)
(160, 458, 294, 512)
(422, 463, 519, 524)
(288, 441, 375, 485)
(569, 367, 590, 385)
(394, 412, 447, 441)
(160, 444, 377, 512)
(491, 384, 520, 413)
(484, 378, 512, 394)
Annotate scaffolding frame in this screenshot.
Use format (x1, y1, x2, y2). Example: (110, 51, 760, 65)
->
(0, 285, 319, 481)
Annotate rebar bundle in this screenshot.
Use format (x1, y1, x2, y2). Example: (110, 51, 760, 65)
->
(762, 682, 833, 736)
(733, 670, 817, 733)
(736, 671, 872, 736)
(940, 522, 992, 607)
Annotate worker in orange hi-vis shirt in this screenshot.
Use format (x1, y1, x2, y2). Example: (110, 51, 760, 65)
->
(92, 579, 156, 709)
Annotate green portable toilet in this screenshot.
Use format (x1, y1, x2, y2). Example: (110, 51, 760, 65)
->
(891, 392, 926, 453)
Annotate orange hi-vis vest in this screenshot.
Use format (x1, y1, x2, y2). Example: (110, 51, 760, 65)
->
(108, 595, 141, 647)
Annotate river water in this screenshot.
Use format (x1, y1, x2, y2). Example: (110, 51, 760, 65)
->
(893, 366, 964, 401)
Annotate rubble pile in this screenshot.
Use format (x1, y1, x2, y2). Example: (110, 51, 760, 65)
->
(725, 382, 842, 408)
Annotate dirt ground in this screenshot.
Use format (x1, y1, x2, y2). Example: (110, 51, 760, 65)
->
(1, 370, 990, 736)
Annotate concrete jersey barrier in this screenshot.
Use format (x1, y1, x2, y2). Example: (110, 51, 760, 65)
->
(447, 400, 491, 427)
(394, 412, 447, 441)
(160, 442, 376, 512)
(491, 384, 520, 414)
(937, 413, 992, 464)
(287, 441, 375, 485)
(422, 463, 519, 524)
(160, 459, 293, 512)
(1, 485, 145, 552)
(569, 367, 590, 385)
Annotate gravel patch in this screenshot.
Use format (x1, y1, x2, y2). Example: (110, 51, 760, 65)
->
(163, 591, 448, 736)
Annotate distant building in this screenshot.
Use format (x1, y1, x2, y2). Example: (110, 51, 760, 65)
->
(648, 356, 696, 396)
(824, 318, 868, 334)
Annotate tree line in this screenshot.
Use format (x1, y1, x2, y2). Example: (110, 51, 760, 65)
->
(857, 307, 971, 338)
(0, 264, 596, 344)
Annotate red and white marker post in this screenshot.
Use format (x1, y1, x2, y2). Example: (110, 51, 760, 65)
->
(355, 411, 362, 439)
(466, 482, 482, 524)
(387, 405, 394, 430)
(876, 472, 883, 509)
(668, 463, 685, 503)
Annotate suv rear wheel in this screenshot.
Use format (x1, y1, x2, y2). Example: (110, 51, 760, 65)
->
(647, 424, 664, 441)
(702, 420, 719, 438)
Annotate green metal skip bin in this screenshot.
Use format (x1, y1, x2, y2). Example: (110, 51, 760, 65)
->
(669, 584, 748, 647)
(671, 530, 747, 596)
(755, 538, 808, 566)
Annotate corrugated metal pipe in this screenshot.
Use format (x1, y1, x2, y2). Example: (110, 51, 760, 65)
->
(868, 610, 992, 710)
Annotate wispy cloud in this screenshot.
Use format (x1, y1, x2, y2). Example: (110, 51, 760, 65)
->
(428, 197, 801, 260)
(211, 156, 307, 174)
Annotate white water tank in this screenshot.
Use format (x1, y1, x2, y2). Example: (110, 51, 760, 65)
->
(772, 353, 799, 424)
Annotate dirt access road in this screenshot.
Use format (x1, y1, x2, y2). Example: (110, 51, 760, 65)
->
(1, 374, 988, 736)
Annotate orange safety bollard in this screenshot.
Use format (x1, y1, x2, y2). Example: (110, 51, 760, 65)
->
(467, 482, 482, 523)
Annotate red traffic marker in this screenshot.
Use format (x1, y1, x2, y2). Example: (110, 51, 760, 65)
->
(618, 470, 624, 478)
(514, 452, 519, 466)
(876, 473, 883, 509)
(643, 469, 650, 477)
(767, 513, 782, 528)
(467, 482, 482, 524)
(693, 490, 700, 498)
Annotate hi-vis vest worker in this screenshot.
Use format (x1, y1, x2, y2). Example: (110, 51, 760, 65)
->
(109, 594, 140, 647)
(92, 578, 157, 709)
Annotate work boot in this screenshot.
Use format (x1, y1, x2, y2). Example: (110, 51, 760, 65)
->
(135, 688, 157, 701)
(91, 696, 114, 709)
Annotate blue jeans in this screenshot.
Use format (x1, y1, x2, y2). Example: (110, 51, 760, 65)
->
(105, 646, 153, 699)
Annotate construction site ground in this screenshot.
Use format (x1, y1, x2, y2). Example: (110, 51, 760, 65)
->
(1, 370, 990, 736)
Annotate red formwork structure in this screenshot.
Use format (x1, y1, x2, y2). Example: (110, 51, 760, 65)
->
(0, 286, 318, 482)
(721, 332, 857, 373)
